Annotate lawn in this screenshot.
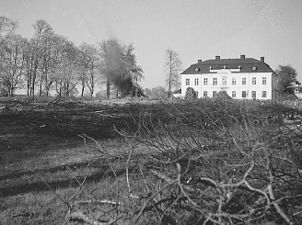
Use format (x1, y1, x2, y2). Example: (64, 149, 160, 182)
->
(0, 132, 141, 224)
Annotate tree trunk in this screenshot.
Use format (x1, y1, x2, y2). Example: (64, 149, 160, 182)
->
(45, 71, 49, 97)
(7, 88, 11, 97)
(59, 84, 62, 97)
(45, 85, 49, 97)
(90, 75, 94, 99)
(31, 63, 38, 99)
(168, 51, 172, 98)
(81, 82, 85, 98)
(39, 76, 43, 97)
(10, 84, 15, 96)
(66, 82, 69, 97)
(106, 78, 110, 99)
(27, 74, 31, 97)
(31, 75, 35, 99)
(90, 86, 94, 99)
(31, 85, 35, 99)
(90, 83, 94, 99)
(27, 85, 30, 97)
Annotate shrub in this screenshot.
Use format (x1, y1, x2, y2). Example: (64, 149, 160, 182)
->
(185, 87, 197, 100)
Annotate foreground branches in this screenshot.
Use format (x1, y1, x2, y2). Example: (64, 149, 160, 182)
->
(126, 101, 302, 224)
(57, 100, 302, 225)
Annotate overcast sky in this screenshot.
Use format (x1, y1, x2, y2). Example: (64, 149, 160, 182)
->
(1, 0, 301, 88)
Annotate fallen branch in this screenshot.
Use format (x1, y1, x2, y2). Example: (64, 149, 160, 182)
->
(76, 199, 121, 206)
(134, 179, 177, 223)
(69, 211, 123, 225)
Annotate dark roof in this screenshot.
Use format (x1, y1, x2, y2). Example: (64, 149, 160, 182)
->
(182, 57, 274, 74)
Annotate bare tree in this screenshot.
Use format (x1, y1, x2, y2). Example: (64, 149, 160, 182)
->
(144, 88, 152, 97)
(0, 16, 19, 95)
(0, 34, 27, 96)
(76, 44, 89, 98)
(151, 86, 168, 99)
(54, 39, 78, 97)
(77, 43, 99, 98)
(23, 20, 60, 98)
(0, 16, 17, 46)
(165, 49, 182, 98)
(24, 20, 50, 98)
(37, 22, 56, 97)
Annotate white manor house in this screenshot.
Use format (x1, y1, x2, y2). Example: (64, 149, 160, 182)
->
(180, 55, 278, 100)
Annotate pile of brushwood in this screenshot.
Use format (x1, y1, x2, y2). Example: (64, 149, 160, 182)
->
(127, 100, 302, 225)
(39, 98, 302, 225)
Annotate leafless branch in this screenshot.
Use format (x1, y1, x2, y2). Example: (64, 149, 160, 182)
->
(69, 211, 123, 225)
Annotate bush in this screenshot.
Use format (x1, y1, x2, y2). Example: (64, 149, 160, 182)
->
(214, 90, 232, 100)
(185, 87, 197, 100)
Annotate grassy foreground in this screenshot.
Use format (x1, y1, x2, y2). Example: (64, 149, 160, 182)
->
(1, 98, 302, 225)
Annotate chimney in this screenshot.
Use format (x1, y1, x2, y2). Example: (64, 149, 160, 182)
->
(260, 57, 265, 63)
(240, 54, 245, 59)
(215, 56, 220, 60)
(198, 59, 202, 63)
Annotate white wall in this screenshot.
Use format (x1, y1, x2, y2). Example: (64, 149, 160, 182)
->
(181, 70, 273, 100)
(181, 74, 202, 98)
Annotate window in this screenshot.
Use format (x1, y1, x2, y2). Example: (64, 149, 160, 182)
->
(213, 78, 217, 85)
(262, 77, 267, 85)
(232, 77, 236, 85)
(232, 91, 236, 98)
(195, 91, 198, 97)
(204, 78, 208, 85)
(186, 78, 190, 86)
(194, 78, 199, 86)
(213, 91, 217, 97)
(262, 91, 267, 98)
(242, 77, 246, 85)
(252, 91, 256, 99)
(203, 91, 208, 97)
(252, 77, 256, 85)
(222, 76, 227, 85)
(242, 91, 247, 98)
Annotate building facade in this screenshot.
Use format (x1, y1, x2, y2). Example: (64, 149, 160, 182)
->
(181, 55, 277, 100)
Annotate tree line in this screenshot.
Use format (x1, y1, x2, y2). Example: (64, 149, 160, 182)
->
(0, 16, 143, 99)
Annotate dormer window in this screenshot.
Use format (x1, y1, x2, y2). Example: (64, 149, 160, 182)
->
(195, 67, 200, 72)
(238, 65, 241, 69)
(209, 66, 212, 70)
(252, 66, 257, 71)
(223, 65, 227, 69)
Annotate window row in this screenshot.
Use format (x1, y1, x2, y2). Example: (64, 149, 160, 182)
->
(232, 91, 267, 98)
(202, 91, 267, 98)
(185, 77, 267, 86)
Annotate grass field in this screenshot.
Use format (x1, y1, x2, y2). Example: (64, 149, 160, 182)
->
(0, 131, 142, 224)
(0, 97, 171, 225)
(1, 97, 302, 225)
